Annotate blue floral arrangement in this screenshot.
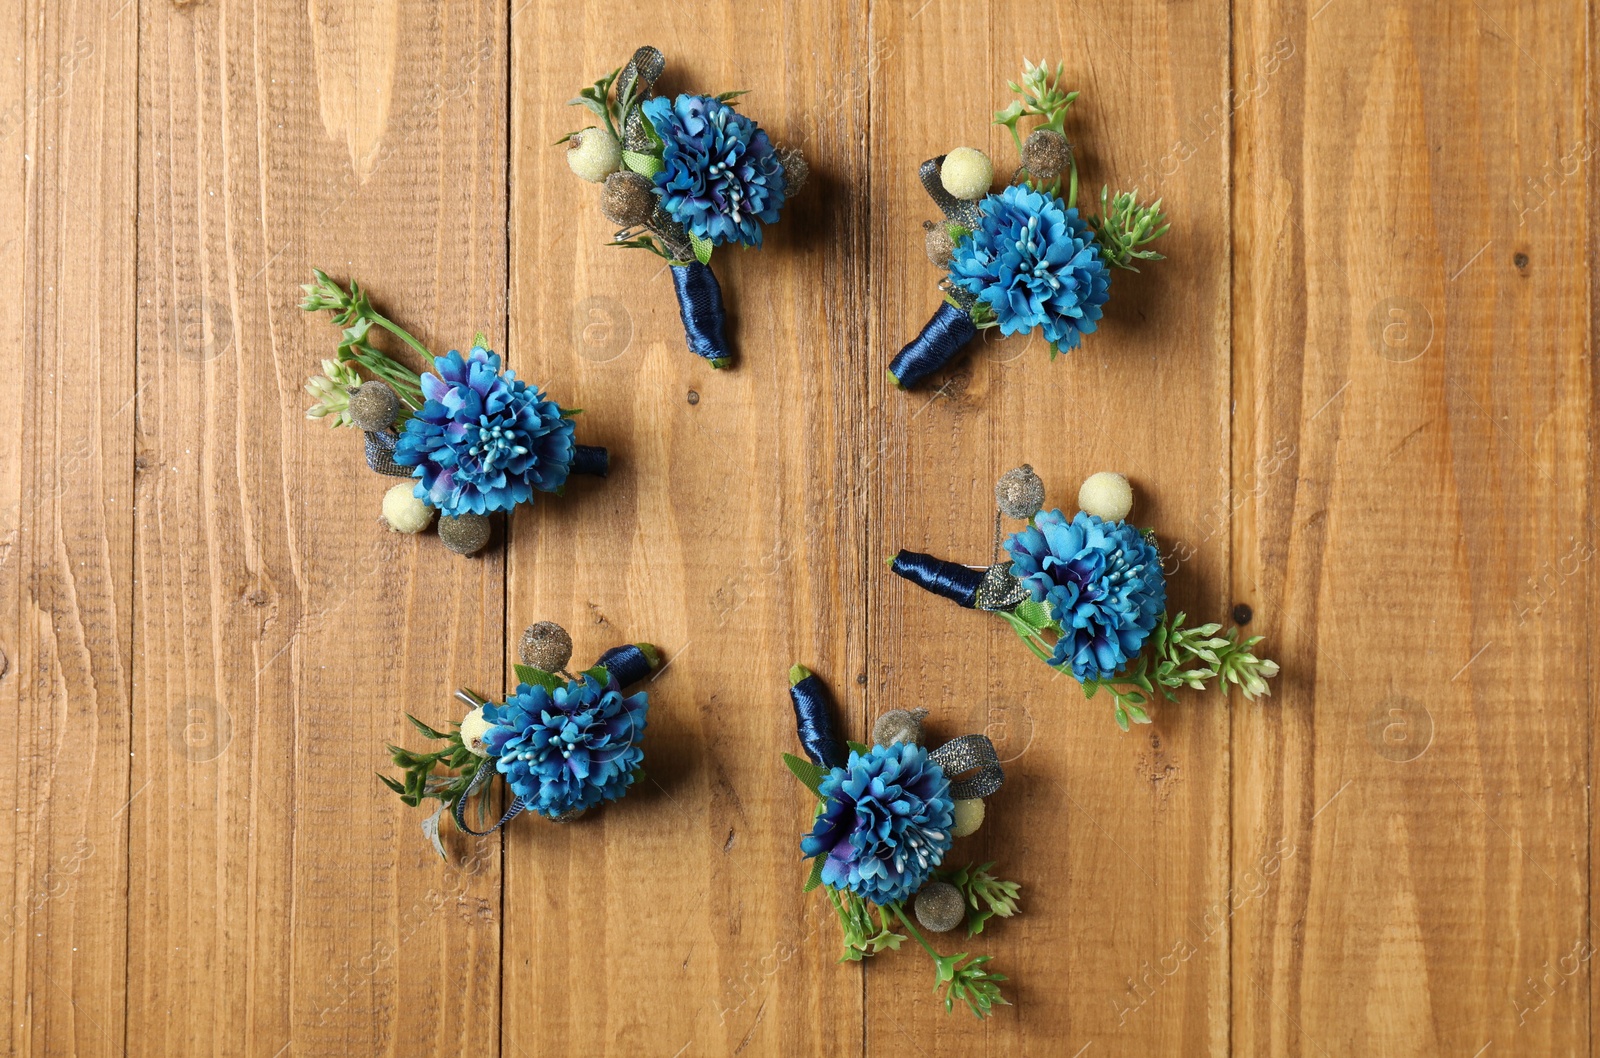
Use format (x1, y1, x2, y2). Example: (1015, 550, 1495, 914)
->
(384, 621, 660, 858)
(889, 60, 1170, 389)
(784, 665, 1020, 1019)
(301, 271, 609, 556)
(891, 466, 1278, 730)
(560, 46, 806, 369)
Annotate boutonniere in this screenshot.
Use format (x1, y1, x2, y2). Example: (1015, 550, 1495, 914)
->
(561, 46, 807, 369)
(891, 467, 1278, 730)
(783, 666, 1021, 1019)
(383, 621, 659, 858)
(889, 61, 1169, 389)
(300, 271, 608, 556)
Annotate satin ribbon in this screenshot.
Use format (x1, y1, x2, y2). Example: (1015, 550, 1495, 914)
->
(670, 262, 731, 365)
(789, 673, 848, 769)
(594, 644, 654, 689)
(571, 444, 609, 478)
(888, 302, 978, 389)
(890, 549, 984, 608)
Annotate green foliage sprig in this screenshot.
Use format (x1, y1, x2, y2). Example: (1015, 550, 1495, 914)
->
(380, 713, 480, 815)
(299, 269, 433, 413)
(1088, 187, 1169, 271)
(1080, 612, 1281, 730)
(936, 862, 1022, 937)
(994, 59, 1079, 153)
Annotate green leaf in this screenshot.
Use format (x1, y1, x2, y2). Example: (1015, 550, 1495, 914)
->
(622, 150, 663, 178)
(514, 664, 561, 691)
(1013, 599, 1054, 632)
(377, 773, 407, 796)
(782, 752, 830, 797)
(846, 740, 869, 756)
(715, 89, 750, 103)
(582, 665, 611, 687)
(803, 854, 826, 893)
(688, 231, 714, 266)
(406, 714, 452, 740)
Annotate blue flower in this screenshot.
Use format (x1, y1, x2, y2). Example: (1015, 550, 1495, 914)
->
(393, 346, 575, 516)
(1005, 509, 1166, 681)
(482, 673, 649, 819)
(642, 94, 786, 247)
(949, 185, 1111, 351)
(801, 742, 954, 905)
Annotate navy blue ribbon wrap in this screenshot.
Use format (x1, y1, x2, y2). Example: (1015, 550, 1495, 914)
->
(594, 643, 654, 689)
(571, 444, 609, 478)
(670, 262, 731, 365)
(890, 549, 983, 608)
(789, 674, 848, 770)
(888, 302, 977, 389)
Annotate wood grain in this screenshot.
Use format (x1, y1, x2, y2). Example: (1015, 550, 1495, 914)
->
(1231, 2, 1590, 1056)
(128, 1, 505, 1055)
(866, 3, 1233, 1053)
(507, 6, 871, 1054)
(3, 2, 137, 1055)
(2, 1, 1593, 1055)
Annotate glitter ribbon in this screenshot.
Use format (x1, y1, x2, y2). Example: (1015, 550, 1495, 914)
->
(930, 733, 1004, 800)
(789, 673, 848, 769)
(890, 549, 985, 608)
(670, 262, 731, 365)
(888, 302, 977, 389)
(571, 444, 609, 478)
(595, 643, 654, 688)
(451, 758, 525, 836)
(363, 429, 413, 477)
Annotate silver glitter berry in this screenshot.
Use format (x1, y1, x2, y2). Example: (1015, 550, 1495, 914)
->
(1021, 129, 1071, 183)
(871, 708, 928, 747)
(924, 222, 955, 269)
(519, 621, 573, 673)
(914, 881, 967, 933)
(995, 464, 1046, 520)
(438, 512, 491, 555)
(779, 146, 809, 198)
(348, 381, 400, 432)
(601, 171, 656, 227)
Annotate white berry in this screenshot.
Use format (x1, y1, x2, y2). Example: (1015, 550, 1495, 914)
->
(381, 483, 434, 534)
(940, 147, 994, 200)
(950, 797, 985, 838)
(459, 707, 493, 758)
(1079, 472, 1134, 522)
(566, 127, 622, 183)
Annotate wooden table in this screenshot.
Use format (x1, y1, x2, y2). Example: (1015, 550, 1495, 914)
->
(2, 1, 1587, 1055)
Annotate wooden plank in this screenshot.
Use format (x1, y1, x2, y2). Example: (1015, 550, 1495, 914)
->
(1, 2, 138, 1055)
(1231, 2, 1590, 1055)
(866, 3, 1232, 1053)
(127, 2, 506, 1054)
(505, 5, 870, 1055)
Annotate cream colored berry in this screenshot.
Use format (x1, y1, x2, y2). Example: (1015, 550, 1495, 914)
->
(1078, 471, 1134, 523)
(950, 797, 985, 838)
(940, 147, 994, 200)
(566, 127, 622, 183)
(381, 483, 434, 534)
(459, 707, 493, 757)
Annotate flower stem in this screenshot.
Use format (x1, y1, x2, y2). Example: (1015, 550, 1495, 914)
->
(367, 310, 438, 366)
(891, 903, 939, 960)
(1067, 152, 1079, 211)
